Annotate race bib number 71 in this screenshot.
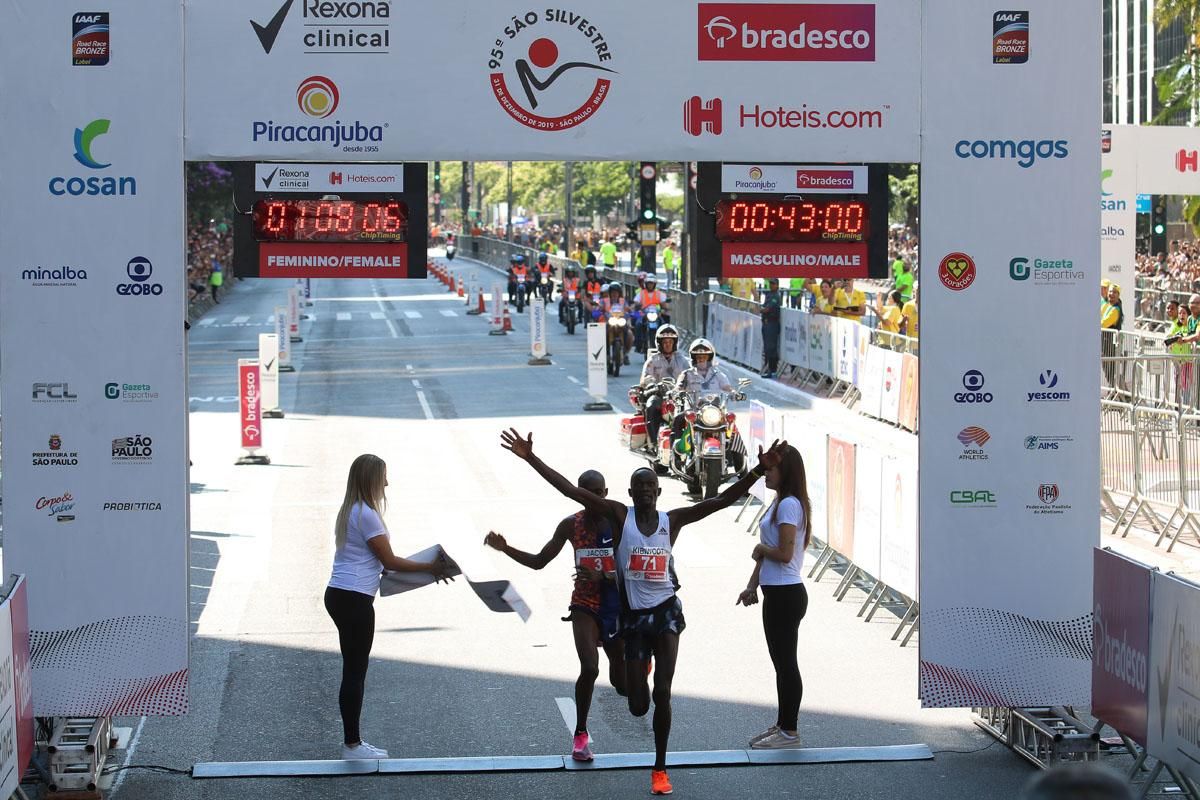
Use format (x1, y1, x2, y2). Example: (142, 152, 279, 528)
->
(626, 546, 669, 582)
(576, 547, 615, 576)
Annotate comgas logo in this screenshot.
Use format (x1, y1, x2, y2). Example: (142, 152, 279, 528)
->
(954, 138, 1068, 168)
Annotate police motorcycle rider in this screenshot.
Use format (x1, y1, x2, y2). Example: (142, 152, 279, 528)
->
(583, 265, 606, 321)
(509, 254, 531, 311)
(559, 265, 583, 326)
(670, 339, 746, 471)
(638, 325, 689, 451)
(632, 274, 670, 354)
(603, 282, 634, 366)
(507, 253, 526, 304)
(535, 252, 555, 303)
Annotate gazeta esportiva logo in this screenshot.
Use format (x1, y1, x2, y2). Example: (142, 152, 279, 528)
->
(487, 10, 616, 131)
(49, 119, 137, 197)
(252, 76, 388, 152)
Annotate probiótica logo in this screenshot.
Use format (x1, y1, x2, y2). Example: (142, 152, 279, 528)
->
(992, 10, 1029, 64)
(116, 256, 163, 297)
(938, 252, 976, 291)
(955, 138, 1069, 168)
(1028, 369, 1070, 402)
(73, 12, 110, 66)
(487, 11, 616, 132)
(49, 119, 137, 197)
(21, 265, 88, 287)
(1009, 256, 1085, 285)
(954, 370, 993, 404)
(252, 76, 387, 152)
(249, 0, 391, 56)
(950, 489, 997, 507)
(957, 426, 990, 461)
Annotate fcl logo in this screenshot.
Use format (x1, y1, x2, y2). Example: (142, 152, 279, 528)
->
(1038, 483, 1059, 504)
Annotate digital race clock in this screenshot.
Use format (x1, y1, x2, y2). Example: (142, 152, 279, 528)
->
(714, 199, 868, 243)
(252, 199, 409, 244)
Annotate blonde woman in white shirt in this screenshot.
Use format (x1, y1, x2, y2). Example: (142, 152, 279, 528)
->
(737, 444, 813, 749)
(325, 454, 453, 760)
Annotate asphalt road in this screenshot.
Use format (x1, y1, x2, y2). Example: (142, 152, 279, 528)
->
(109, 265, 1040, 800)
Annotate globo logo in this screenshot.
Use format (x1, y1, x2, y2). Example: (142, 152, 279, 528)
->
(116, 256, 163, 296)
(954, 369, 993, 404)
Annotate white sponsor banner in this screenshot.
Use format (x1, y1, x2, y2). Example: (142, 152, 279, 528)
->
(852, 446, 882, 576)
(859, 345, 885, 419)
(879, 456, 918, 600)
(288, 287, 301, 338)
(783, 413, 827, 545)
(530, 299, 548, 359)
(0, 0, 188, 715)
(184, 1, 922, 162)
(1101, 126, 1136, 295)
(834, 318, 858, 383)
(1147, 572, 1200, 781)
(259, 333, 280, 411)
(721, 163, 868, 194)
(808, 314, 833, 376)
(585, 323, 607, 399)
(255, 162, 405, 193)
(781, 308, 806, 369)
(1132, 126, 1200, 195)
(275, 306, 292, 368)
(918, 0, 1099, 707)
(880, 350, 904, 424)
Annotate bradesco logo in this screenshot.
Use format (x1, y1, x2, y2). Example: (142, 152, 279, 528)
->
(105, 382, 159, 402)
(955, 138, 1068, 168)
(21, 265, 88, 287)
(938, 252, 976, 291)
(487, 11, 616, 132)
(698, 3, 875, 61)
(250, 0, 390, 55)
(49, 119, 137, 197)
(950, 489, 996, 508)
(954, 370, 992, 404)
(1009, 256, 1084, 285)
(116, 256, 164, 297)
(252, 76, 387, 153)
(1028, 369, 1069, 402)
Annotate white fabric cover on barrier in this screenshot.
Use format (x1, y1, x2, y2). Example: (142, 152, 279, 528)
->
(859, 346, 886, 420)
(0, 1, 188, 715)
(781, 308, 807, 369)
(1147, 572, 1200, 781)
(918, 0, 1099, 707)
(809, 316, 834, 377)
(879, 456, 918, 600)
(880, 350, 904, 425)
(784, 413, 827, 544)
(835, 318, 860, 384)
(852, 448, 883, 577)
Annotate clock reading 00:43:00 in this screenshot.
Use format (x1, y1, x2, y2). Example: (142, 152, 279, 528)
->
(714, 199, 868, 243)
(252, 199, 409, 243)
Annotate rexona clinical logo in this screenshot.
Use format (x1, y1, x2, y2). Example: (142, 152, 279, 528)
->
(49, 119, 137, 197)
(938, 252, 976, 291)
(992, 11, 1029, 64)
(957, 426, 990, 461)
(698, 4, 875, 61)
(954, 370, 993, 404)
(1028, 369, 1070, 402)
(487, 10, 615, 131)
(72, 12, 110, 66)
(116, 256, 163, 297)
(1009, 256, 1084, 285)
(955, 138, 1068, 168)
(249, 0, 391, 55)
(252, 76, 387, 152)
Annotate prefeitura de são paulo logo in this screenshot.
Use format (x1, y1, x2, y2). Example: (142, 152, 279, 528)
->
(487, 10, 616, 131)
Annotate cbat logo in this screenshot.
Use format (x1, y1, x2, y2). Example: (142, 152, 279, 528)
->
(116, 256, 163, 297)
(938, 252, 976, 291)
(955, 138, 1068, 168)
(950, 489, 996, 507)
(250, 0, 390, 55)
(487, 11, 616, 132)
(954, 370, 993, 404)
(73, 12, 110, 66)
(683, 96, 723, 136)
(992, 10, 1029, 64)
(697, 3, 876, 62)
(49, 119, 137, 197)
(297, 75, 339, 118)
(1177, 149, 1199, 174)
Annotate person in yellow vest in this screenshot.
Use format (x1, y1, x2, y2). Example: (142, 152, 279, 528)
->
(809, 280, 835, 315)
(1165, 300, 1194, 407)
(1101, 283, 1123, 387)
(874, 290, 904, 349)
(901, 286, 919, 341)
(833, 279, 866, 323)
(209, 264, 224, 304)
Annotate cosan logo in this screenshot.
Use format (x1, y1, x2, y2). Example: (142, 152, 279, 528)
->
(954, 370, 993, 404)
(1028, 370, 1070, 402)
(698, 3, 875, 62)
(954, 138, 1069, 168)
(49, 119, 137, 197)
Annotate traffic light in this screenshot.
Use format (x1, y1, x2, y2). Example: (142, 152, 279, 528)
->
(625, 220, 638, 241)
(1151, 196, 1167, 255)
(432, 161, 442, 224)
(658, 218, 670, 239)
(639, 162, 656, 223)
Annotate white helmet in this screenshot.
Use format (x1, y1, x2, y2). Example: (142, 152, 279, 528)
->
(688, 338, 716, 367)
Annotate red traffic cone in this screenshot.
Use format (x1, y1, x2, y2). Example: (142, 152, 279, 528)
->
(457, 278, 465, 297)
(502, 305, 513, 332)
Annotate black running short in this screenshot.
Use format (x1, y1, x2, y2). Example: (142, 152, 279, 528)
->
(621, 595, 686, 662)
(566, 604, 621, 645)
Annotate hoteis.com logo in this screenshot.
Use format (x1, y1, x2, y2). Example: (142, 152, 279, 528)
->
(487, 10, 617, 132)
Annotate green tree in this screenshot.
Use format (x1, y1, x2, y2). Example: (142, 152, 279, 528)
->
(888, 164, 919, 229)
(186, 162, 234, 226)
(573, 161, 635, 218)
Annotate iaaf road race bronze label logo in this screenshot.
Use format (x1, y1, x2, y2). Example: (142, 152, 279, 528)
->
(487, 10, 616, 131)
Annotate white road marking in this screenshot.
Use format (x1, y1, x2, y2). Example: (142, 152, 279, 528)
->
(198, 318, 215, 326)
(405, 364, 414, 371)
(109, 714, 147, 797)
(404, 311, 422, 319)
(555, 697, 593, 743)
(371, 281, 400, 339)
(336, 312, 352, 321)
(370, 311, 386, 320)
(231, 315, 250, 324)
(416, 390, 434, 420)
(440, 309, 457, 317)
(411, 379, 421, 389)
(567, 376, 581, 385)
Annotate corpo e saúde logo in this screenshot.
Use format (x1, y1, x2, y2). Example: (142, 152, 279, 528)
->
(487, 11, 616, 131)
(954, 138, 1069, 168)
(252, 76, 387, 152)
(49, 118, 137, 197)
(116, 256, 163, 297)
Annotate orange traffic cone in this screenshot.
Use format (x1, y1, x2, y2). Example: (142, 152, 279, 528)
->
(457, 278, 465, 297)
(476, 289, 486, 314)
(502, 305, 513, 332)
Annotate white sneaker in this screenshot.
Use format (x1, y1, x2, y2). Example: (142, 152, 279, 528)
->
(342, 741, 388, 760)
(751, 730, 802, 750)
(748, 725, 779, 747)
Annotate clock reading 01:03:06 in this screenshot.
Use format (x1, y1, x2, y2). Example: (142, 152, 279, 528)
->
(252, 199, 409, 243)
(714, 199, 868, 243)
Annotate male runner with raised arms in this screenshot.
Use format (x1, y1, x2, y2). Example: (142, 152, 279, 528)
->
(501, 429, 785, 795)
(483, 470, 624, 763)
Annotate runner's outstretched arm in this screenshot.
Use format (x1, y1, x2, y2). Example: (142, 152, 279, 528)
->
(668, 441, 786, 536)
(501, 428, 626, 520)
(483, 520, 570, 570)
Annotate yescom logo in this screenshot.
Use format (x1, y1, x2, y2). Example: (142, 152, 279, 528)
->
(74, 119, 111, 169)
(297, 76, 339, 118)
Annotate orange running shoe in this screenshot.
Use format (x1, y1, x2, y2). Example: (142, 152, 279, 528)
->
(651, 769, 673, 795)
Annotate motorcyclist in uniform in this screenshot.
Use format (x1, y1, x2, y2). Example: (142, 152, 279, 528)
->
(583, 266, 606, 321)
(603, 282, 634, 364)
(671, 339, 744, 469)
(510, 254, 530, 310)
(507, 253, 525, 304)
(559, 266, 582, 325)
(535, 252, 555, 303)
(632, 274, 669, 353)
(638, 325, 689, 451)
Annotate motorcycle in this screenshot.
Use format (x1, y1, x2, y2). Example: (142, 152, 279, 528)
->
(635, 305, 664, 357)
(562, 289, 581, 335)
(622, 378, 677, 476)
(537, 272, 553, 303)
(606, 309, 627, 377)
(445, 242, 456, 260)
(670, 379, 751, 499)
(514, 274, 528, 313)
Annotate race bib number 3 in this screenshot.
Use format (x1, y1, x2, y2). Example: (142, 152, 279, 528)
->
(576, 547, 615, 576)
(626, 547, 669, 582)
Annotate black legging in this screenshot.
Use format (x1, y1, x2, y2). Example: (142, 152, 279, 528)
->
(761, 582, 808, 731)
(324, 586, 376, 744)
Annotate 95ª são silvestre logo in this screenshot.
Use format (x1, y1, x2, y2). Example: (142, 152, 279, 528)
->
(487, 10, 616, 131)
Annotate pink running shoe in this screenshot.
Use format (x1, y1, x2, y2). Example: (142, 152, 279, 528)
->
(572, 732, 594, 762)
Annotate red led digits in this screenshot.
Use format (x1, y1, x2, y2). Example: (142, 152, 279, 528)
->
(264, 202, 287, 233)
(715, 199, 867, 243)
(252, 199, 409, 243)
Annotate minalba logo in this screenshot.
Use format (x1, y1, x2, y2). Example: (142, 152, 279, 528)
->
(487, 11, 616, 132)
(297, 75, 339, 118)
(49, 118, 137, 197)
